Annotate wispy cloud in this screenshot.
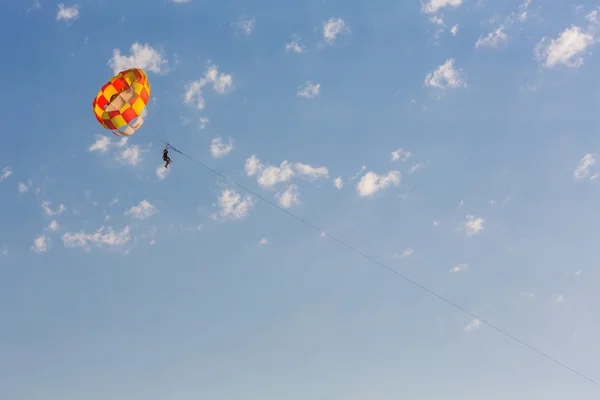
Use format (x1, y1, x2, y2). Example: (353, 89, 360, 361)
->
(18, 180, 32, 193)
(210, 137, 233, 158)
(574, 153, 596, 179)
(401, 247, 414, 257)
(0, 167, 13, 182)
(450, 263, 468, 273)
(294, 163, 329, 180)
(462, 215, 485, 236)
(464, 318, 481, 332)
(334, 177, 343, 189)
(233, 16, 256, 36)
(356, 170, 401, 197)
(535, 25, 596, 68)
(31, 234, 49, 253)
(425, 59, 465, 89)
(475, 26, 508, 48)
(62, 226, 131, 249)
(276, 184, 301, 208)
(56, 4, 79, 21)
(323, 18, 349, 44)
(214, 189, 254, 220)
(184, 64, 233, 109)
(421, 0, 463, 14)
(297, 82, 320, 98)
(391, 148, 411, 162)
(41, 201, 65, 216)
(116, 145, 143, 167)
(285, 36, 305, 53)
(125, 200, 158, 220)
(108, 42, 168, 75)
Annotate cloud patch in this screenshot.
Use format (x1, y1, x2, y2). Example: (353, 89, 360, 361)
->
(184, 64, 233, 110)
(214, 189, 254, 220)
(323, 18, 349, 44)
(125, 200, 158, 220)
(62, 226, 131, 249)
(356, 170, 401, 197)
(108, 42, 167, 75)
(425, 58, 465, 89)
(56, 4, 79, 21)
(210, 137, 233, 158)
(534, 25, 596, 67)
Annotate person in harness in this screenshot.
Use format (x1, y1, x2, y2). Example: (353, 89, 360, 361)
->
(162, 145, 172, 168)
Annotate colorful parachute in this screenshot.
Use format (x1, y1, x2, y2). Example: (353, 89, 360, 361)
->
(92, 68, 151, 136)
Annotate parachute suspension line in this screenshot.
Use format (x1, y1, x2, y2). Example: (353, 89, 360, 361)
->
(166, 142, 600, 389)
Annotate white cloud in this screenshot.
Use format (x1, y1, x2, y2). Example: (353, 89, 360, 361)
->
(234, 17, 255, 36)
(421, 0, 463, 14)
(534, 26, 595, 67)
(401, 247, 414, 257)
(260, 237, 268, 245)
(464, 318, 481, 332)
(259, 161, 294, 187)
(430, 15, 444, 25)
(391, 148, 411, 161)
(216, 189, 254, 220)
(425, 58, 465, 89)
(352, 165, 367, 180)
(31, 234, 49, 253)
(507, 0, 532, 22)
(433, 219, 442, 226)
(285, 37, 305, 53)
(463, 215, 485, 236)
(156, 165, 170, 180)
(170, 0, 190, 3)
(297, 81, 320, 98)
(245, 155, 262, 176)
(41, 201, 65, 216)
(356, 170, 401, 197)
(18, 180, 32, 193)
(553, 293, 565, 303)
(1, 167, 13, 181)
(475, 26, 508, 48)
(277, 184, 301, 208)
(48, 220, 60, 232)
(294, 162, 329, 180)
(586, 10, 598, 26)
(521, 291, 536, 298)
(1, 245, 7, 256)
(246, 155, 327, 189)
(409, 163, 426, 174)
(116, 145, 142, 167)
(574, 153, 596, 179)
(450, 263, 468, 272)
(125, 200, 158, 220)
(334, 177, 343, 189)
(245, 155, 295, 188)
(108, 42, 167, 75)
(450, 24, 458, 35)
(88, 136, 111, 153)
(184, 64, 233, 109)
(56, 4, 79, 21)
(62, 226, 131, 249)
(323, 18, 349, 44)
(199, 117, 209, 129)
(27, 0, 41, 12)
(210, 137, 233, 158)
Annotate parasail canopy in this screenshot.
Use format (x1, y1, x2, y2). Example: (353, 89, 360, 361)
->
(92, 68, 151, 136)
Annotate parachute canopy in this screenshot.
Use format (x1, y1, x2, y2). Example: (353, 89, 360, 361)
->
(92, 68, 151, 136)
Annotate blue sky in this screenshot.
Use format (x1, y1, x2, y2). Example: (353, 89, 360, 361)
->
(1, 0, 600, 398)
